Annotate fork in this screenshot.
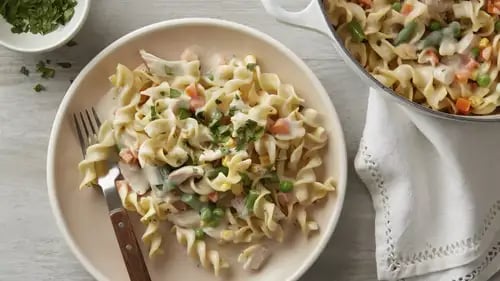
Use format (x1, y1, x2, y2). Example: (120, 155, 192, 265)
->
(73, 108, 152, 281)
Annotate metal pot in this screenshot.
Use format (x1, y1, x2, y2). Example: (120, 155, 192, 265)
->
(260, 0, 500, 122)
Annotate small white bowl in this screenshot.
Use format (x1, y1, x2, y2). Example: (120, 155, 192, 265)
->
(0, 0, 91, 53)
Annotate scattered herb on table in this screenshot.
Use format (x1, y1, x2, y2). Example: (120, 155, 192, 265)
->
(20, 66, 29, 76)
(33, 84, 45, 92)
(0, 0, 78, 35)
(36, 61, 55, 79)
(57, 62, 72, 68)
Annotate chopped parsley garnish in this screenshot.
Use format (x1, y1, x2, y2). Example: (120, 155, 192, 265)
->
(150, 105, 159, 120)
(235, 120, 265, 150)
(209, 110, 223, 128)
(207, 73, 214, 81)
(36, 61, 55, 79)
(235, 95, 240, 100)
(0, 0, 77, 35)
(169, 88, 182, 98)
(246, 63, 257, 71)
(178, 107, 192, 120)
(228, 107, 237, 117)
(208, 166, 229, 180)
(20, 66, 29, 76)
(57, 62, 72, 68)
(33, 83, 45, 92)
(240, 172, 252, 188)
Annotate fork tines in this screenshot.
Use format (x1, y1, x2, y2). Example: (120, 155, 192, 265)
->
(73, 107, 102, 156)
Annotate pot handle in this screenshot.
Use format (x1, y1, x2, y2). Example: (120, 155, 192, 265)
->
(260, 0, 332, 37)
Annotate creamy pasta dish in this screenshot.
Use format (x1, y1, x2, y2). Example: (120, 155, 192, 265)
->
(325, 0, 500, 115)
(78, 49, 335, 275)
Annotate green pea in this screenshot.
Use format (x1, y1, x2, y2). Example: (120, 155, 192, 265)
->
(476, 74, 491, 87)
(394, 21, 417, 45)
(213, 207, 224, 218)
(429, 21, 442, 31)
(392, 2, 402, 12)
(471, 47, 480, 59)
(347, 19, 366, 43)
(448, 21, 461, 38)
(200, 206, 213, 221)
(422, 31, 443, 48)
(495, 21, 500, 33)
(279, 180, 294, 193)
(195, 228, 205, 240)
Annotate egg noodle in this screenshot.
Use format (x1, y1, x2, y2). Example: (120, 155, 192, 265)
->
(325, 0, 500, 115)
(78, 49, 335, 275)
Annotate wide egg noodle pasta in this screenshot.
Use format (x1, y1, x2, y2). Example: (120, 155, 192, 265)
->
(78, 49, 336, 274)
(325, 0, 500, 115)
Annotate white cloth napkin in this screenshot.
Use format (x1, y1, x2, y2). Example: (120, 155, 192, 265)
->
(355, 88, 500, 281)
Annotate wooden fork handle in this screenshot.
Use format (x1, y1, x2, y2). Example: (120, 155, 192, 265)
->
(109, 208, 152, 281)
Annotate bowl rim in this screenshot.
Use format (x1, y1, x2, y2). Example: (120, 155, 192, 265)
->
(0, 0, 91, 53)
(46, 17, 348, 281)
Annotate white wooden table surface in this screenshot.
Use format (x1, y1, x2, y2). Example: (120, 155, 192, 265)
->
(1, 0, 486, 280)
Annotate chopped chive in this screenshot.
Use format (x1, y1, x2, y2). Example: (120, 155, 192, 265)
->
(169, 88, 182, 98)
(33, 84, 45, 92)
(20, 66, 29, 76)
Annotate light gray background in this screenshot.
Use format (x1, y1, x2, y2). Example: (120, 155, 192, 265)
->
(0, 0, 482, 280)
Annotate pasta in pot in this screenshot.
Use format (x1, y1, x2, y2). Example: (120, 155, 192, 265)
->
(78, 49, 336, 275)
(324, 0, 500, 115)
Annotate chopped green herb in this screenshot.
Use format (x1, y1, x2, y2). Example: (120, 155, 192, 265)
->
(20, 66, 29, 76)
(150, 106, 158, 120)
(181, 194, 204, 210)
(66, 40, 77, 47)
(240, 172, 252, 188)
(0, 0, 77, 35)
(208, 166, 229, 180)
(262, 171, 280, 185)
(200, 206, 213, 221)
(394, 21, 417, 45)
(496, 21, 500, 33)
(245, 190, 260, 210)
(178, 107, 192, 120)
(391, 2, 402, 12)
(246, 63, 257, 71)
(228, 107, 237, 117)
(160, 91, 166, 96)
(194, 228, 205, 240)
(429, 21, 442, 32)
(33, 83, 45, 92)
(235, 95, 240, 100)
(162, 180, 177, 192)
(36, 61, 55, 79)
(212, 208, 224, 218)
(471, 47, 480, 59)
(169, 88, 182, 98)
(207, 73, 214, 81)
(347, 19, 366, 43)
(57, 62, 72, 69)
(235, 120, 264, 150)
(279, 180, 294, 193)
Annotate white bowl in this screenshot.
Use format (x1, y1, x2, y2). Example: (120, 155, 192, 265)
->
(0, 0, 91, 53)
(47, 18, 347, 281)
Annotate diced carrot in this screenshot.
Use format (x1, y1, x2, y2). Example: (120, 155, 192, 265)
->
(358, 0, 372, 8)
(465, 58, 480, 70)
(487, 0, 500, 14)
(185, 83, 199, 98)
(456, 97, 472, 115)
(208, 192, 219, 203)
(138, 94, 149, 106)
(189, 97, 205, 110)
(481, 46, 492, 61)
(401, 3, 413, 15)
(269, 118, 290, 135)
(455, 70, 471, 83)
(426, 49, 440, 66)
(119, 148, 138, 164)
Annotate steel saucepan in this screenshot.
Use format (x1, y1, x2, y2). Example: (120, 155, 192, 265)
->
(260, 0, 500, 122)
